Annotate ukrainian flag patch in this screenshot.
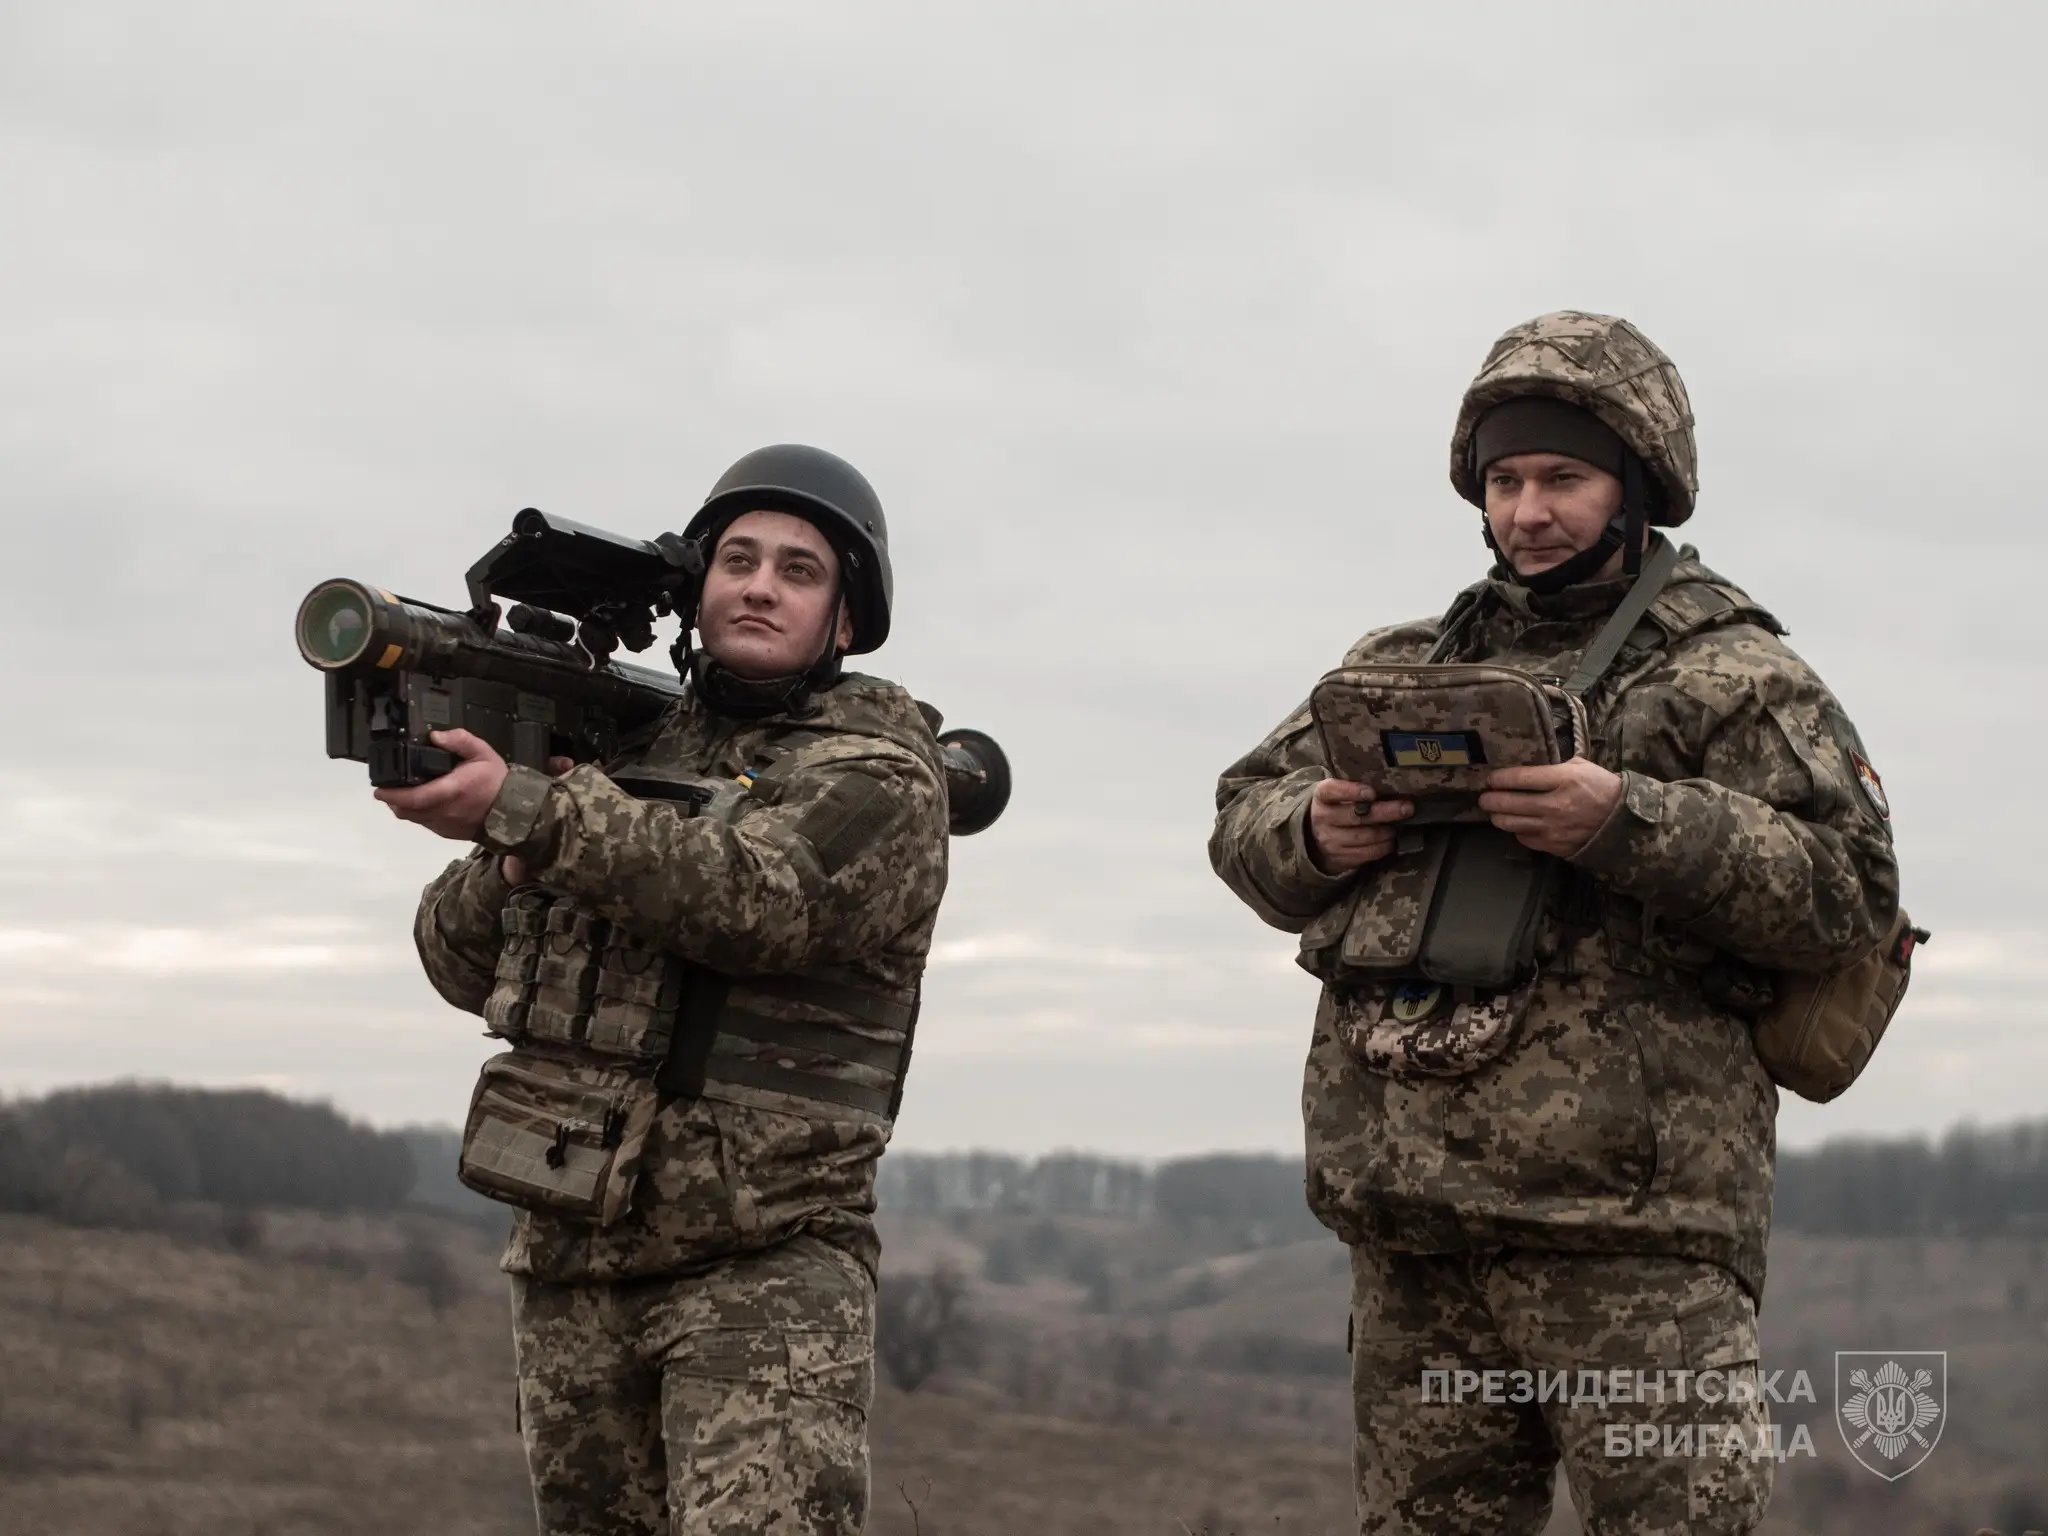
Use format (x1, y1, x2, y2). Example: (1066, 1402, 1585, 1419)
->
(1381, 730, 1485, 768)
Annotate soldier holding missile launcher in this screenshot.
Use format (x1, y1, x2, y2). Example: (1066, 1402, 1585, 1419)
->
(299, 445, 1001, 1535)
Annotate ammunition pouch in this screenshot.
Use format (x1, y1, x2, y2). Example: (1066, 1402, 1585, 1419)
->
(458, 762, 914, 1226)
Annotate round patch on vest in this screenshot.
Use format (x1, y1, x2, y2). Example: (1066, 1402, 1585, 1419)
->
(1851, 752, 1890, 820)
(1388, 982, 1446, 1024)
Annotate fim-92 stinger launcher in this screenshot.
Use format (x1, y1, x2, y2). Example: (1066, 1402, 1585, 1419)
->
(294, 508, 1010, 835)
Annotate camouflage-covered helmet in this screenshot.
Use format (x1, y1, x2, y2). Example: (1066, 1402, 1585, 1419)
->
(1448, 311, 1698, 525)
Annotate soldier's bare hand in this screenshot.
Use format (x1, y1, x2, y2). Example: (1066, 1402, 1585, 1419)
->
(500, 756, 575, 884)
(374, 729, 509, 842)
(1479, 759, 1623, 857)
(1306, 778, 1414, 875)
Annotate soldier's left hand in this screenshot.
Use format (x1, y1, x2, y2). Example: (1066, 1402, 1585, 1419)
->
(501, 756, 575, 885)
(374, 729, 509, 841)
(1478, 759, 1623, 858)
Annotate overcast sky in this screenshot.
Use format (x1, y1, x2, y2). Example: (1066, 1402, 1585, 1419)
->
(2, 1, 2042, 1157)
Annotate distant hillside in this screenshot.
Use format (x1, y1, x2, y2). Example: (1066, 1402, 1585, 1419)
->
(0, 1082, 412, 1232)
(879, 1120, 2048, 1242)
(1773, 1120, 2048, 1236)
(876, 1149, 1325, 1248)
(8, 1082, 2044, 1248)
(1, 1082, 2044, 1535)
(0, 1083, 505, 1241)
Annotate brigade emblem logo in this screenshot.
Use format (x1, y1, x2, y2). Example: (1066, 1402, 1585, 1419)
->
(1388, 982, 1445, 1024)
(1851, 753, 1890, 820)
(1835, 1353, 1945, 1480)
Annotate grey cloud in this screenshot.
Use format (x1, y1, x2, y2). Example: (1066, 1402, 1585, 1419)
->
(2, 0, 2043, 1153)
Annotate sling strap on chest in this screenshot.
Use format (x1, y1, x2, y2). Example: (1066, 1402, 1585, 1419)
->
(1558, 535, 1680, 698)
(1423, 534, 1682, 684)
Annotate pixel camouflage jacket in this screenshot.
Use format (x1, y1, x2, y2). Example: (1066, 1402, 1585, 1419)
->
(1210, 550, 1899, 1298)
(414, 672, 950, 1283)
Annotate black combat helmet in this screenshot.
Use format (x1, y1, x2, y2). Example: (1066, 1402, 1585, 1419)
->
(683, 444, 893, 654)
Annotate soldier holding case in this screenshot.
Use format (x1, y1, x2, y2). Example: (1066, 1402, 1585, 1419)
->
(1210, 313, 1903, 1534)
(379, 446, 950, 1535)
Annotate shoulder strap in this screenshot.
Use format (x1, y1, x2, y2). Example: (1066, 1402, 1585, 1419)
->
(1424, 585, 1490, 663)
(1561, 535, 1680, 698)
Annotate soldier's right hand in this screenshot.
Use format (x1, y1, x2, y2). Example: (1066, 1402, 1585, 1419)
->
(1305, 778, 1413, 875)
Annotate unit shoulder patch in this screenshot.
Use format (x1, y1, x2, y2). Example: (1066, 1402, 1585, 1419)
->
(1850, 751, 1890, 820)
(1826, 707, 1891, 825)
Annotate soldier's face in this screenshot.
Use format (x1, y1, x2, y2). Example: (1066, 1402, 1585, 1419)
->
(1483, 452, 1628, 579)
(697, 510, 854, 679)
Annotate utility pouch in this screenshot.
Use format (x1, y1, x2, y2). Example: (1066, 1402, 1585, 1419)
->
(1297, 827, 1452, 979)
(585, 930, 686, 1061)
(1311, 664, 1588, 824)
(482, 886, 554, 1039)
(1338, 971, 1542, 1078)
(1752, 911, 1929, 1104)
(1298, 824, 1553, 991)
(457, 1049, 661, 1226)
(516, 904, 613, 1047)
(1417, 825, 1554, 989)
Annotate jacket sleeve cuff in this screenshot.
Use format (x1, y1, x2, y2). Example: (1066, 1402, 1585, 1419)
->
(481, 764, 559, 860)
(1568, 770, 1733, 922)
(1571, 770, 1664, 872)
(1280, 787, 1359, 907)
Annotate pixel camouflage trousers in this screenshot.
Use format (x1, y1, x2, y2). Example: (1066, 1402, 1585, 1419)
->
(510, 1234, 875, 1536)
(1348, 1244, 1773, 1536)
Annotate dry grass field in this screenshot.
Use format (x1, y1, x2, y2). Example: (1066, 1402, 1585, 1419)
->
(0, 1211, 2042, 1535)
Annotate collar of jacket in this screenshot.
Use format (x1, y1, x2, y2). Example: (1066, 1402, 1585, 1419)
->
(687, 649, 847, 720)
(1481, 564, 1641, 624)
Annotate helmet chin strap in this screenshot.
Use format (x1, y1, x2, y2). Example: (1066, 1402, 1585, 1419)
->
(688, 589, 848, 721)
(1483, 452, 1649, 596)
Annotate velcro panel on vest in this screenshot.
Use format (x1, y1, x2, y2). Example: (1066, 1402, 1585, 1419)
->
(736, 731, 827, 806)
(793, 770, 898, 876)
(1415, 825, 1554, 990)
(466, 1114, 608, 1207)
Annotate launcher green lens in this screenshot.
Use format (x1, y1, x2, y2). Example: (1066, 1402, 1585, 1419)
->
(296, 580, 376, 668)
